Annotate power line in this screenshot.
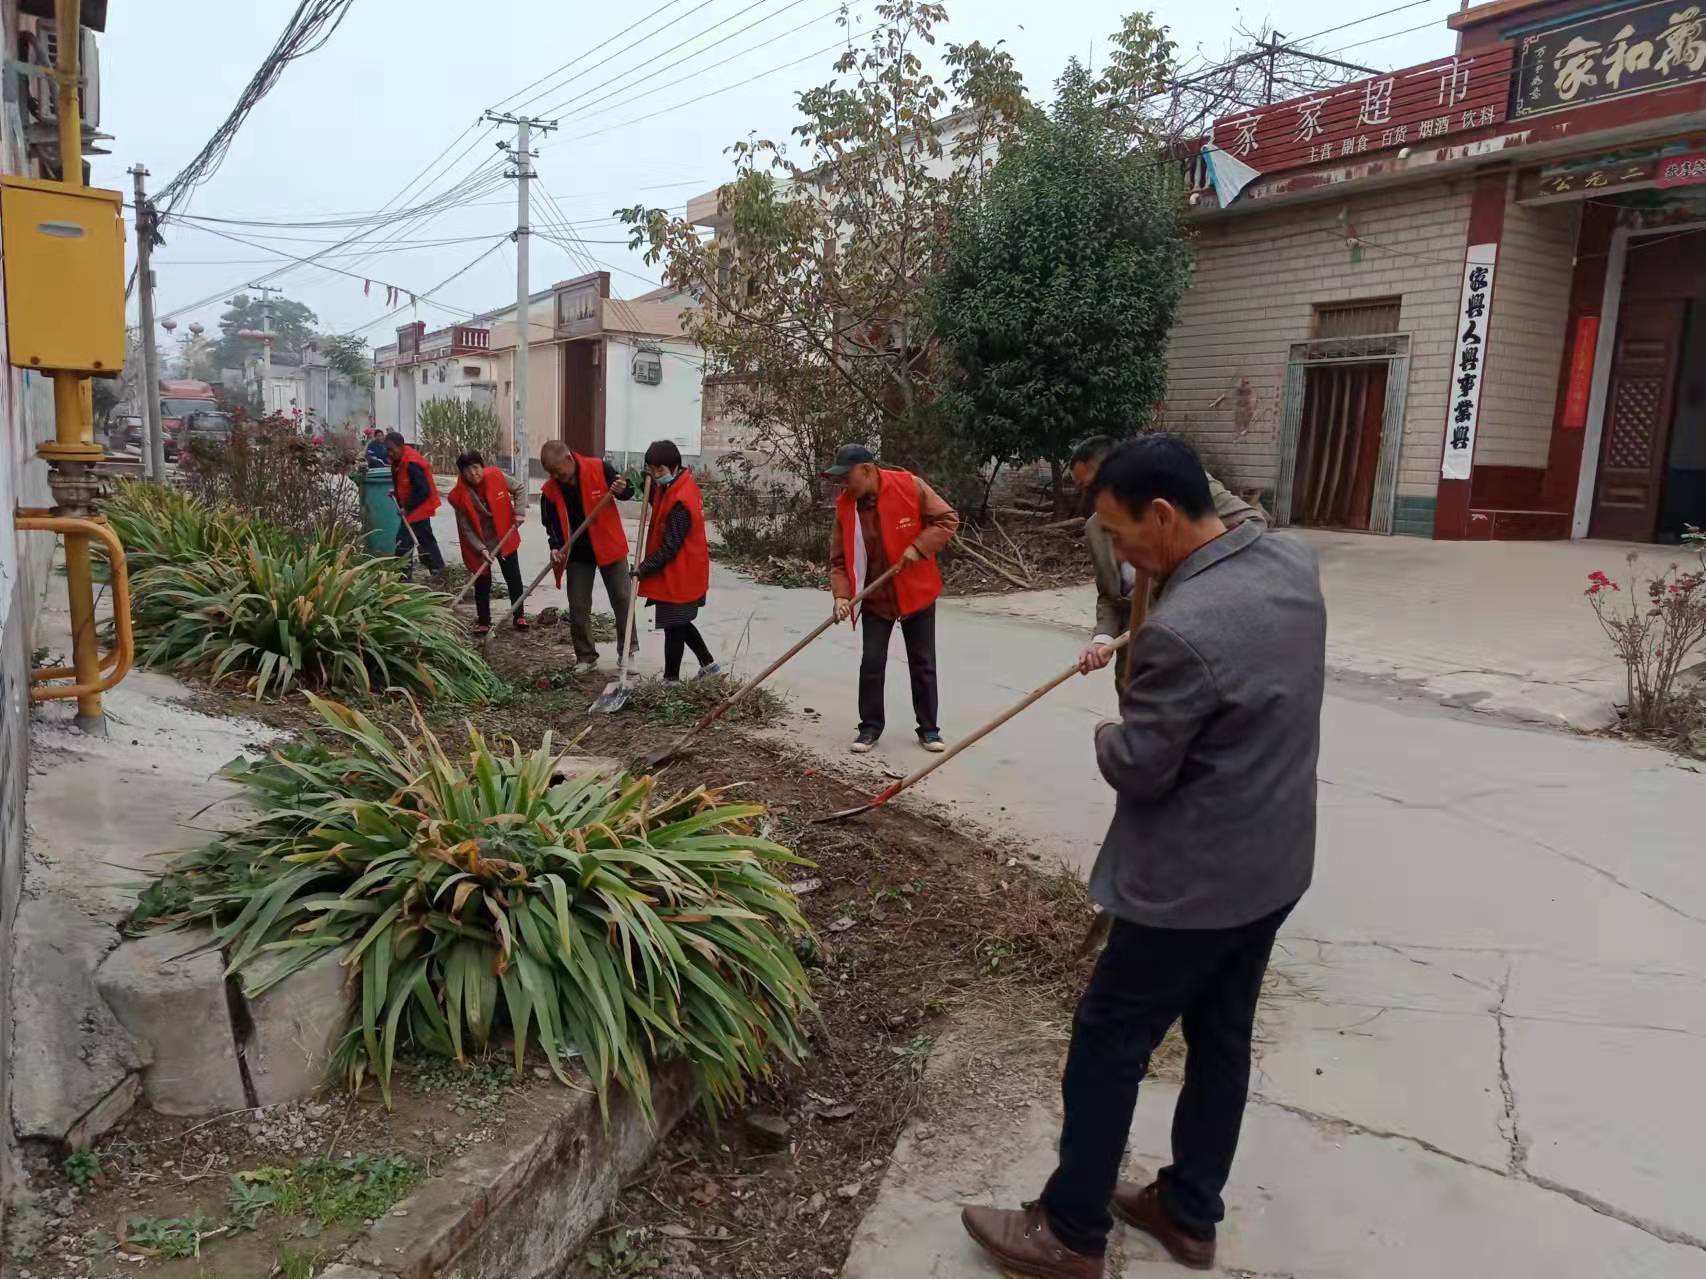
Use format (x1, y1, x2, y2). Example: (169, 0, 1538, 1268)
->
(491, 0, 701, 112)
(153, 0, 357, 216)
(534, 0, 818, 121)
(504, 0, 725, 116)
(542, 0, 851, 126)
(336, 238, 512, 338)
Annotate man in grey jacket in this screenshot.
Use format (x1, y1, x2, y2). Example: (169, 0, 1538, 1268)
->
(962, 436, 1326, 1278)
(1071, 435, 1266, 693)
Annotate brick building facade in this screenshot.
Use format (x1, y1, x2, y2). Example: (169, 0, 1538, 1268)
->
(1169, 0, 1706, 542)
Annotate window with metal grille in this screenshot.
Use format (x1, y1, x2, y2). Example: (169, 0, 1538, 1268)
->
(1313, 298, 1402, 338)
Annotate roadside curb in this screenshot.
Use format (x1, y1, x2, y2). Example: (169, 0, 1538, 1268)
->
(342, 1062, 696, 1278)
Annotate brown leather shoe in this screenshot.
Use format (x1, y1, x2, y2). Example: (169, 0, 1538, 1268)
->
(1111, 1181, 1215, 1270)
(961, 1202, 1104, 1278)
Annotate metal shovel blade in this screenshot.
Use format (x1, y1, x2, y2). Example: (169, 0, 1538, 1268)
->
(810, 798, 882, 825)
(638, 741, 686, 770)
(590, 668, 631, 715)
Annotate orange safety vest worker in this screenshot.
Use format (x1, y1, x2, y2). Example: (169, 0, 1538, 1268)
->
(392, 445, 442, 521)
(835, 467, 944, 620)
(542, 452, 629, 575)
(446, 465, 522, 573)
(637, 469, 710, 604)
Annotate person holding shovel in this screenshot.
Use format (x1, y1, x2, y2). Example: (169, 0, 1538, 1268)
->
(540, 439, 635, 672)
(1071, 434, 1264, 690)
(448, 450, 529, 638)
(961, 435, 1325, 1278)
(384, 431, 447, 576)
(634, 440, 720, 682)
(826, 444, 959, 755)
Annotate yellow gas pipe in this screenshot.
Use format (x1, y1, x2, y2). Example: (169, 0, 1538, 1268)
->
(22, 0, 131, 728)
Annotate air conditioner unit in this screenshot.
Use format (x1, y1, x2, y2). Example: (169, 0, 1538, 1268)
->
(24, 21, 101, 129)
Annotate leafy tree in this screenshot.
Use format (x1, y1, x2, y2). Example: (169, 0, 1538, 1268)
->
(621, 1, 1025, 506)
(319, 333, 373, 390)
(932, 60, 1192, 515)
(212, 292, 318, 373)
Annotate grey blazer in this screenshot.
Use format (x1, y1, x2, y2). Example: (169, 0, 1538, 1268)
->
(1090, 521, 1326, 930)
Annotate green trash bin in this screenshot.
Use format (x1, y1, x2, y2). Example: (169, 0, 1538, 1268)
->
(362, 466, 402, 557)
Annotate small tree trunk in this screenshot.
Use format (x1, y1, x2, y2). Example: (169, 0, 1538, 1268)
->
(1049, 458, 1067, 518)
(977, 460, 1004, 525)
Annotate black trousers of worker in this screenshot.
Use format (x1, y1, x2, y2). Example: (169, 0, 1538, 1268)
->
(1041, 901, 1295, 1257)
(395, 516, 446, 575)
(857, 604, 938, 738)
(473, 550, 527, 626)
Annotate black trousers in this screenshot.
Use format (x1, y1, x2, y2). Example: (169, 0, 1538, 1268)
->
(858, 604, 938, 737)
(395, 516, 446, 574)
(1041, 901, 1295, 1257)
(663, 623, 714, 679)
(473, 550, 527, 626)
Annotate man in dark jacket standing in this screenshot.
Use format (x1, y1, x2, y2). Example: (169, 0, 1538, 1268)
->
(962, 436, 1326, 1278)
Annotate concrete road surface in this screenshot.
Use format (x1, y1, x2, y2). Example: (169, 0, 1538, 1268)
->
(440, 508, 1706, 1276)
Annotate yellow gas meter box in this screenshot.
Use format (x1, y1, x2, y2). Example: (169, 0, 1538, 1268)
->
(0, 176, 125, 374)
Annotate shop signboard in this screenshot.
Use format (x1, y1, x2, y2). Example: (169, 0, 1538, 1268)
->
(1514, 0, 1706, 119)
(1210, 48, 1513, 176)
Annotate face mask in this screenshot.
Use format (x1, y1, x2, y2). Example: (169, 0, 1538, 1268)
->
(651, 470, 675, 486)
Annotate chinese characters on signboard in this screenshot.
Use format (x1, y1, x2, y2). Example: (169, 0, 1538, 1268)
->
(1514, 0, 1706, 118)
(1442, 244, 1497, 482)
(1657, 149, 1706, 185)
(1212, 48, 1514, 178)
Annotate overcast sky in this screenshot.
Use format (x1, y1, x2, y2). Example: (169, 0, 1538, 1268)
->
(95, 0, 1456, 352)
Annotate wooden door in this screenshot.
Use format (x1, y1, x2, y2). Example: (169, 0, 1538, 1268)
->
(561, 340, 602, 455)
(1590, 300, 1686, 542)
(1291, 362, 1390, 530)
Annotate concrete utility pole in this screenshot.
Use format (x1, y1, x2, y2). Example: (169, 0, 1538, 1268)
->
(129, 164, 166, 481)
(485, 109, 557, 514)
(251, 283, 283, 415)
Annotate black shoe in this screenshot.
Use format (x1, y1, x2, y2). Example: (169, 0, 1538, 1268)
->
(851, 729, 880, 754)
(918, 730, 945, 753)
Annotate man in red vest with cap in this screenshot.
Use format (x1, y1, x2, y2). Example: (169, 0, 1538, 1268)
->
(540, 439, 635, 671)
(385, 431, 446, 576)
(827, 444, 959, 754)
(447, 449, 529, 638)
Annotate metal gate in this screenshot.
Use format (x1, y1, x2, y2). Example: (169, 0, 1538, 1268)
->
(1276, 333, 1412, 534)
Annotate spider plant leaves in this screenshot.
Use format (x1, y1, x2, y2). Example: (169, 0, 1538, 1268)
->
(129, 698, 815, 1123)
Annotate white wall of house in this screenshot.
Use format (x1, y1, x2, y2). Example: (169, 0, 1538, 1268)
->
(604, 336, 703, 467)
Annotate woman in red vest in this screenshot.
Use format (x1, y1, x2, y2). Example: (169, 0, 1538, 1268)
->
(448, 450, 529, 637)
(384, 431, 447, 576)
(635, 440, 719, 681)
(826, 444, 960, 754)
(539, 439, 635, 671)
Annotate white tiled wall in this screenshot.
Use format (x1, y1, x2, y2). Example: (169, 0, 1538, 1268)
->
(1163, 180, 1475, 500)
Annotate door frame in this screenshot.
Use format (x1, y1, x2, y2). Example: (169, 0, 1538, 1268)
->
(1275, 333, 1413, 534)
(1571, 218, 1706, 538)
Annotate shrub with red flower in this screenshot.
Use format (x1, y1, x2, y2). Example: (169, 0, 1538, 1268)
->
(1584, 548, 1706, 734)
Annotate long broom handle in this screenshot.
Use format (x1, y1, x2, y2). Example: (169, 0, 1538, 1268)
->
(1124, 570, 1152, 690)
(860, 627, 1138, 811)
(614, 475, 655, 680)
(504, 486, 620, 621)
(451, 546, 498, 608)
(662, 559, 910, 752)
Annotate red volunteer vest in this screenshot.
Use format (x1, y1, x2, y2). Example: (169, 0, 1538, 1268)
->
(836, 467, 944, 621)
(446, 467, 522, 573)
(541, 452, 628, 569)
(392, 445, 442, 521)
(637, 469, 710, 605)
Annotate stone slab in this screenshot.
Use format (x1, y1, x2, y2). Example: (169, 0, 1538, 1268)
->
(8, 904, 148, 1143)
(94, 927, 248, 1116)
(242, 945, 353, 1107)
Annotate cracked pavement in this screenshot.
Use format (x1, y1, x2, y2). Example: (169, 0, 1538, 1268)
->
(467, 510, 1704, 1275)
(807, 577, 1706, 1276)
